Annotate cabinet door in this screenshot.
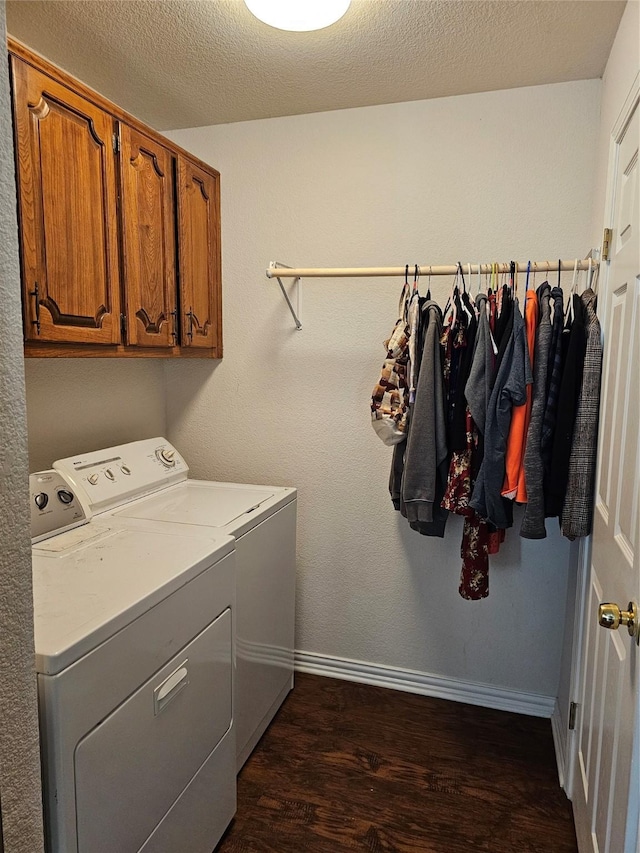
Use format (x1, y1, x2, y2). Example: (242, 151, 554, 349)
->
(120, 125, 177, 348)
(176, 156, 222, 354)
(11, 58, 121, 345)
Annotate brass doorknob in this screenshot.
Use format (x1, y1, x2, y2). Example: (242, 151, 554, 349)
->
(598, 601, 639, 644)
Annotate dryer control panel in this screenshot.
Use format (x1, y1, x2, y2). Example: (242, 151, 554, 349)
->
(53, 438, 189, 517)
(30, 470, 87, 543)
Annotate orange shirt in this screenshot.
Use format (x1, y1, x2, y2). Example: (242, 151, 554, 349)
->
(502, 290, 538, 502)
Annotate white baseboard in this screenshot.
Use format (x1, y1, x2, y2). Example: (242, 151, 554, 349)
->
(294, 650, 555, 718)
(550, 700, 567, 789)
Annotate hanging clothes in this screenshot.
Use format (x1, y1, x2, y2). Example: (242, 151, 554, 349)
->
(407, 286, 422, 404)
(492, 286, 514, 384)
(375, 259, 603, 601)
(399, 300, 449, 537)
(460, 517, 492, 599)
(390, 293, 428, 512)
(449, 300, 477, 452)
(561, 288, 602, 539)
(441, 407, 491, 600)
(441, 309, 466, 445)
(469, 298, 532, 529)
(540, 285, 565, 472)
(545, 293, 587, 518)
(520, 282, 553, 539)
(465, 292, 495, 473)
(488, 290, 498, 335)
(501, 287, 538, 501)
(371, 284, 411, 445)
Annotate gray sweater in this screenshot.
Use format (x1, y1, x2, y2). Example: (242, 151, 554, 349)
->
(401, 301, 448, 531)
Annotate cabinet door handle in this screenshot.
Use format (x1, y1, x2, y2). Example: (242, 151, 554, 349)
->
(186, 306, 195, 341)
(170, 308, 178, 345)
(30, 281, 41, 334)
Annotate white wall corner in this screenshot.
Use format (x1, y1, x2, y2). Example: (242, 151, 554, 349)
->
(295, 651, 556, 718)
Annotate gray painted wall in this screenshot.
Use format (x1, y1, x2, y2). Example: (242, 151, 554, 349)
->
(0, 3, 45, 850)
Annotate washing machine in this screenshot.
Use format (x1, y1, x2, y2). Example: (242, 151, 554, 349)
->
(30, 469, 237, 853)
(54, 438, 297, 770)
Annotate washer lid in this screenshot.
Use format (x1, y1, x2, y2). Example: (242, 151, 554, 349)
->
(113, 481, 277, 528)
(32, 524, 234, 674)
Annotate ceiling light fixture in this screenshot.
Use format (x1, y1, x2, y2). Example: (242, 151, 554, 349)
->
(244, 0, 351, 32)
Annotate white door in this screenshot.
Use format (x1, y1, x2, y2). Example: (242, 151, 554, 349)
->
(571, 82, 639, 853)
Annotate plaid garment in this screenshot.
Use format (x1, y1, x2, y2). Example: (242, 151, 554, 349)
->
(520, 282, 553, 539)
(561, 289, 602, 539)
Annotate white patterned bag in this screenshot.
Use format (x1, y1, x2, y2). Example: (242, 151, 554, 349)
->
(370, 283, 411, 445)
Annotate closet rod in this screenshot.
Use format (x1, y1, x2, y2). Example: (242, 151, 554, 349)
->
(266, 259, 597, 279)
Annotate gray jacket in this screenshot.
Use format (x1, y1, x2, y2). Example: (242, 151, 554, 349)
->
(470, 298, 532, 528)
(466, 292, 493, 435)
(401, 301, 448, 532)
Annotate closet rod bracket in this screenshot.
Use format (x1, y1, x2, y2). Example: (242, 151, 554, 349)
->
(268, 261, 303, 330)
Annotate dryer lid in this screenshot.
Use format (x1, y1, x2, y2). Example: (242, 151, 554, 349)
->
(113, 481, 276, 528)
(32, 524, 234, 674)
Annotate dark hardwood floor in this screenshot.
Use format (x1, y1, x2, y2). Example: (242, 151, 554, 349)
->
(217, 673, 578, 853)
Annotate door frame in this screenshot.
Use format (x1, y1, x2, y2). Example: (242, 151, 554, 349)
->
(565, 68, 640, 818)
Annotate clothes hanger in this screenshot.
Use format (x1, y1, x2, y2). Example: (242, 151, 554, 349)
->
(591, 259, 599, 297)
(399, 264, 410, 320)
(426, 265, 432, 301)
(460, 262, 474, 321)
(586, 257, 593, 293)
(443, 264, 461, 320)
(565, 258, 578, 324)
(497, 264, 508, 316)
(488, 263, 499, 354)
(407, 264, 420, 313)
(452, 263, 464, 327)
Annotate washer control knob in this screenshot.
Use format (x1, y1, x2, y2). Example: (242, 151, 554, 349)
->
(121, 465, 131, 476)
(88, 473, 99, 485)
(157, 448, 176, 467)
(57, 489, 74, 504)
(34, 492, 49, 511)
(104, 469, 115, 481)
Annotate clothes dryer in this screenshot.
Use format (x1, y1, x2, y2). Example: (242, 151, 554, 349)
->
(30, 469, 237, 853)
(55, 437, 297, 770)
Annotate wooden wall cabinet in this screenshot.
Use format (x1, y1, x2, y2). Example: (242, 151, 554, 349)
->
(9, 41, 222, 358)
(177, 157, 221, 351)
(12, 58, 122, 346)
(120, 125, 177, 349)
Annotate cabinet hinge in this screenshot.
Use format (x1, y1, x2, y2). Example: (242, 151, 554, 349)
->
(120, 313, 127, 340)
(602, 228, 613, 262)
(113, 131, 120, 154)
(569, 701, 579, 731)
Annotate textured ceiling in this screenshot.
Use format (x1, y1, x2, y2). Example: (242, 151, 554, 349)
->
(6, 0, 627, 130)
